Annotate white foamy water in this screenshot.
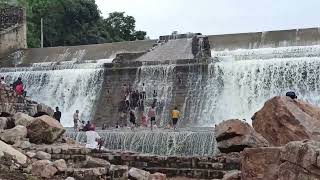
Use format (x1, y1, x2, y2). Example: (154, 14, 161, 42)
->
(0, 61, 107, 127)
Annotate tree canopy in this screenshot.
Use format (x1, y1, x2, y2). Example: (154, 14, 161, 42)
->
(1, 0, 147, 47)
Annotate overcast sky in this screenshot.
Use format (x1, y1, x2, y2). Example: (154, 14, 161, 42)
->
(95, 0, 320, 39)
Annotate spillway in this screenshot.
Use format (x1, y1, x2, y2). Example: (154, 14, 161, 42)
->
(0, 60, 108, 127)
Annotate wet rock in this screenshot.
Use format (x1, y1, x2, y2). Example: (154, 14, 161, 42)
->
(222, 170, 241, 180)
(252, 96, 320, 146)
(85, 156, 111, 168)
(149, 172, 167, 180)
(36, 151, 51, 160)
(129, 167, 151, 180)
(53, 159, 67, 172)
(13, 112, 35, 127)
(31, 160, 58, 178)
(0, 117, 8, 129)
(0, 125, 27, 144)
(27, 115, 65, 144)
(241, 147, 282, 180)
(215, 119, 269, 153)
(0, 140, 27, 165)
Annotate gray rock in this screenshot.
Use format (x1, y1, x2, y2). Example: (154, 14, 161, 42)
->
(129, 167, 150, 180)
(0, 117, 8, 129)
(26, 151, 36, 158)
(31, 160, 57, 178)
(53, 159, 67, 172)
(36, 151, 51, 160)
(65, 177, 75, 180)
(14, 140, 31, 149)
(85, 156, 111, 168)
(0, 125, 27, 144)
(0, 140, 27, 165)
(13, 112, 35, 127)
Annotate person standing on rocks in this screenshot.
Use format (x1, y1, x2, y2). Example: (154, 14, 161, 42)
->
(53, 107, 61, 123)
(152, 90, 158, 106)
(148, 105, 156, 130)
(171, 106, 181, 130)
(73, 110, 80, 131)
(141, 83, 146, 100)
(129, 109, 136, 130)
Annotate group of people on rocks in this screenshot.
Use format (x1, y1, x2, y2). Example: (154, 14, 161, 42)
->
(117, 82, 181, 130)
(0, 76, 27, 98)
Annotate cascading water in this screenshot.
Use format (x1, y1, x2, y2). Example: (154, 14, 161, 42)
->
(66, 128, 216, 156)
(198, 45, 320, 126)
(0, 60, 108, 127)
(135, 64, 175, 126)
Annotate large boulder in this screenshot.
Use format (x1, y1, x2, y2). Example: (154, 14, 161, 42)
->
(129, 167, 150, 180)
(37, 103, 54, 116)
(31, 160, 58, 178)
(0, 140, 27, 165)
(215, 119, 269, 153)
(27, 115, 65, 144)
(36, 151, 51, 160)
(53, 159, 67, 172)
(0, 125, 27, 144)
(241, 147, 282, 180)
(252, 96, 320, 146)
(13, 112, 35, 127)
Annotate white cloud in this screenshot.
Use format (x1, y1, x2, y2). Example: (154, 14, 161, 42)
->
(96, 0, 320, 39)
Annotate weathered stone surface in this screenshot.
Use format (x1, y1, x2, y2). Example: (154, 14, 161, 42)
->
(252, 96, 320, 146)
(278, 161, 320, 180)
(280, 140, 320, 176)
(31, 160, 58, 178)
(215, 119, 269, 153)
(27, 115, 65, 144)
(53, 159, 67, 172)
(129, 167, 151, 180)
(26, 151, 36, 158)
(149, 172, 167, 180)
(241, 147, 282, 180)
(0, 117, 8, 129)
(65, 177, 75, 180)
(0, 140, 27, 165)
(0, 125, 27, 144)
(222, 170, 241, 180)
(13, 140, 31, 149)
(36, 151, 51, 160)
(37, 103, 54, 116)
(13, 112, 35, 127)
(85, 156, 111, 168)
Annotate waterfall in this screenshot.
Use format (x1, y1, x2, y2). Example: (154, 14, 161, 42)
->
(66, 128, 217, 156)
(198, 45, 320, 126)
(135, 64, 175, 126)
(0, 60, 108, 127)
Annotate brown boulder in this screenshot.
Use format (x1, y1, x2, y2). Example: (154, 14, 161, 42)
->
(252, 96, 320, 146)
(13, 112, 35, 127)
(27, 115, 65, 144)
(31, 160, 58, 178)
(215, 119, 269, 153)
(241, 147, 282, 180)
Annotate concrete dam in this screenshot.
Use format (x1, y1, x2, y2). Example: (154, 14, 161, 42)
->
(2, 27, 320, 155)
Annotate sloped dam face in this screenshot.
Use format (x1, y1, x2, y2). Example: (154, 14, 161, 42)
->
(2, 28, 320, 155)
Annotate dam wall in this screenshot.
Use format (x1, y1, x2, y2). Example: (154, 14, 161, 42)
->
(0, 5, 27, 59)
(209, 28, 320, 51)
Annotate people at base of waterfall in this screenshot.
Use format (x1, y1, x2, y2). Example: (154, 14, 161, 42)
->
(85, 126, 102, 149)
(141, 113, 147, 127)
(286, 91, 297, 99)
(152, 90, 157, 106)
(129, 109, 136, 130)
(131, 90, 140, 108)
(148, 105, 156, 130)
(102, 123, 107, 130)
(53, 107, 61, 123)
(171, 106, 181, 130)
(83, 121, 93, 131)
(125, 93, 130, 110)
(12, 77, 22, 90)
(141, 83, 146, 100)
(73, 110, 80, 131)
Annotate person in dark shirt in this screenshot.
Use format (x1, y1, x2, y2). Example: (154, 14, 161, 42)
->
(53, 107, 61, 122)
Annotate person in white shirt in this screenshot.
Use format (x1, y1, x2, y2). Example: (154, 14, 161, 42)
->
(0, 77, 6, 85)
(85, 127, 103, 150)
(141, 83, 146, 100)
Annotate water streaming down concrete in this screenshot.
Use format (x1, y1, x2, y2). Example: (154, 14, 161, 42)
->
(0, 60, 109, 127)
(66, 128, 217, 156)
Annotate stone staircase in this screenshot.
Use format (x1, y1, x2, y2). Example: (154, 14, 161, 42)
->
(92, 150, 241, 179)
